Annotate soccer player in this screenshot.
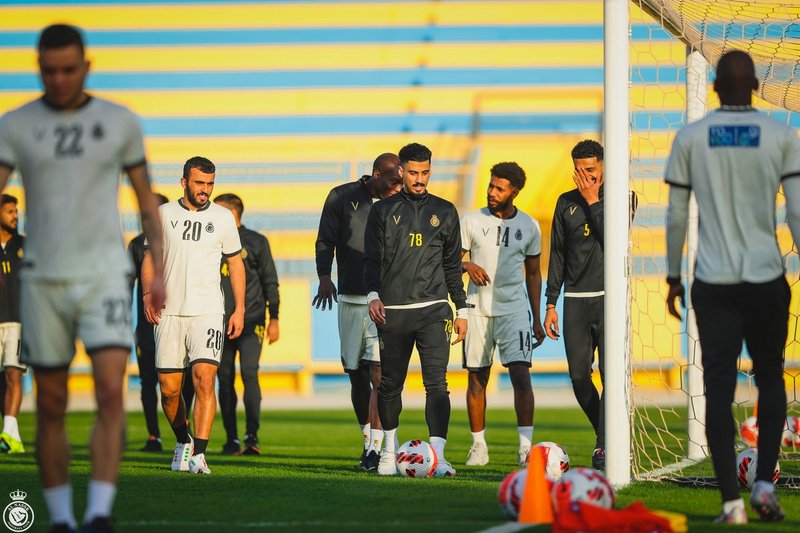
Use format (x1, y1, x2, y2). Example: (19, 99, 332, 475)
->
(0, 194, 26, 454)
(364, 143, 468, 477)
(665, 50, 800, 524)
(313, 153, 402, 470)
(544, 140, 618, 471)
(461, 162, 545, 467)
(214, 193, 280, 455)
(128, 192, 195, 452)
(0, 24, 166, 532)
(142, 156, 244, 475)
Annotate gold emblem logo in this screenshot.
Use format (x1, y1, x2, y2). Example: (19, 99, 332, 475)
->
(430, 214, 440, 227)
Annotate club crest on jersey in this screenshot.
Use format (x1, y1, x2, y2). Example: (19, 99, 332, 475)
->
(241, 248, 248, 259)
(515, 229, 522, 240)
(92, 123, 104, 140)
(430, 214, 440, 227)
(17, 249, 23, 259)
(205, 222, 215, 233)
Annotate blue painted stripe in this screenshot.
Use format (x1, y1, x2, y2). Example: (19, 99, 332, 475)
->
(0, 66, 680, 90)
(0, 24, 669, 47)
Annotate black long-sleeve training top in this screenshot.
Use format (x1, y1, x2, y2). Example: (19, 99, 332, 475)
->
(0, 233, 24, 323)
(221, 225, 280, 323)
(364, 189, 466, 309)
(315, 176, 375, 296)
(545, 186, 636, 306)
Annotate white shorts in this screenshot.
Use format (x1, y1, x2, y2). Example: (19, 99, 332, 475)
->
(20, 275, 133, 368)
(338, 301, 379, 371)
(463, 312, 534, 370)
(155, 314, 224, 372)
(0, 322, 25, 371)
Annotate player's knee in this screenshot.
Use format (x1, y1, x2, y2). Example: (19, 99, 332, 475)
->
(5, 369, 23, 385)
(370, 365, 381, 388)
(508, 365, 532, 390)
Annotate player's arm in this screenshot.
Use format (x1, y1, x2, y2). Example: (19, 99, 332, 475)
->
(313, 189, 340, 310)
(141, 250, 161, 325)
(257, 234, 280, 344)
(544, 199, 565, 340)
(785, 177, 800, 248)
(127, 163, 166, 313)
(524, 255, 545, 347)
(443, 206, 467, 344)
(664, 134, 691, 320)
(226, 252, 246, 339)
(364, 204, 386, 324)
(0, 164, 12, 194)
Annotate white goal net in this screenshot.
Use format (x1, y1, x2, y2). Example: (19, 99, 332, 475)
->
(629, 0, 800, 485)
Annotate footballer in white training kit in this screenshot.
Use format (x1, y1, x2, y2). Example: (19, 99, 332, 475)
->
(460, 161, 545, 467)
(142, 156, 245, 476)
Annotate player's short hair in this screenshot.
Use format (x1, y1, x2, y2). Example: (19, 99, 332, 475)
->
(214, 193, 244, 218)
(0, 194, 18, 207)
(154, 193, 169, 206)
(38, 24, 85, 56)
(490, 162, 526, 190)
(398, 143, 432, 165)
(571, 139, 604, 161)
(183, 156, 215, 180)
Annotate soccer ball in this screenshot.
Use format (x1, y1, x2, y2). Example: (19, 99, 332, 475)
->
(781, 416, 800, 448)
(740, 416, 759, 447)
(497, 469, 525, 519)
(533, 441, 570, 481)
(736, 448, 780, 489)
(395, 440, 438, 478)
(551, 467, 615, 512)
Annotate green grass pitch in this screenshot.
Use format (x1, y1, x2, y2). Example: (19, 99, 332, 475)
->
(1, 407, 799, 532)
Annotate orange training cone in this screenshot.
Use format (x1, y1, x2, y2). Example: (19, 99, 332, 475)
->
(518, 446, 554, 524)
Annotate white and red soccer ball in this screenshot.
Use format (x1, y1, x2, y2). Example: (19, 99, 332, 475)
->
(551, 467, 615, 512)
(533, 441, 570, 481)
(736, 448, 780, 490)
(395, 439, 437, 478)
(740, 416, 759, 447)
(497, 469, 527, 520)
(741, 415, 800, 448)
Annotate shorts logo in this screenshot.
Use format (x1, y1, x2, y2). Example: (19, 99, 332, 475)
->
(515, 229, 522, 241)
(205, 222, 215, 233)
(430, 214, 440, 227)
(3, 490, 34, 532)
(379, 337, 384, 350)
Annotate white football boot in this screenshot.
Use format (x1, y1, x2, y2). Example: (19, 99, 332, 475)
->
(189, 453, 211, 475)
(377, 450, 398, 476)
(171, 436, 194, 472)
(434, 458, 457, 477)
(517, 445, 531, 467)
(465, 442, 489, 466)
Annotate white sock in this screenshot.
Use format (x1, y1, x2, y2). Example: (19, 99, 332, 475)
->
(383, 428, 397, 453)
(753, 480, 775, 495)
(360, 423, 370, 450)
(722, 498, 745, 514)
(84, 480, 117, 523)
(43, 484, 76, 528)
(2, 415, 20, 441)
(369, 429, 384, 451)
(471, 429, 486, 445)
(518, 425, 533, 449)
(430, 436, 446, 460)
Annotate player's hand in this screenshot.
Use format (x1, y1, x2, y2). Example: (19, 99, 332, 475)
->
(544, 307, 560, 340)
(573, 167, 600, 205)
(312, 276, 338, 310)
(532, 320, 546, 348)
(267, 319, 279, 344)
(228, 309, 245, 339)
(451, 317, 467, 345)
(369, 299, 386, 325)
(666, 282, 686, 321)
(463, 261, 491, 286)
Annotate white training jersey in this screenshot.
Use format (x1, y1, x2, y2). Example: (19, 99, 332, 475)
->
(665, 107, 800, 284)
(158, 199, 241, 316)
(461, 207, 541, 316)
(0, 97, 145, 280)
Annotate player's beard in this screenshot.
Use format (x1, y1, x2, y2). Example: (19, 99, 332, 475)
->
(0, 222, 17, 235)
(186, 192, 209, 209)
(487, 197, 511, 215)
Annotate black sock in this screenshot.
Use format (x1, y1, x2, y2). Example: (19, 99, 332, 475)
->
(194, 438, 208, 455)
(171, 420, 190, 444)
